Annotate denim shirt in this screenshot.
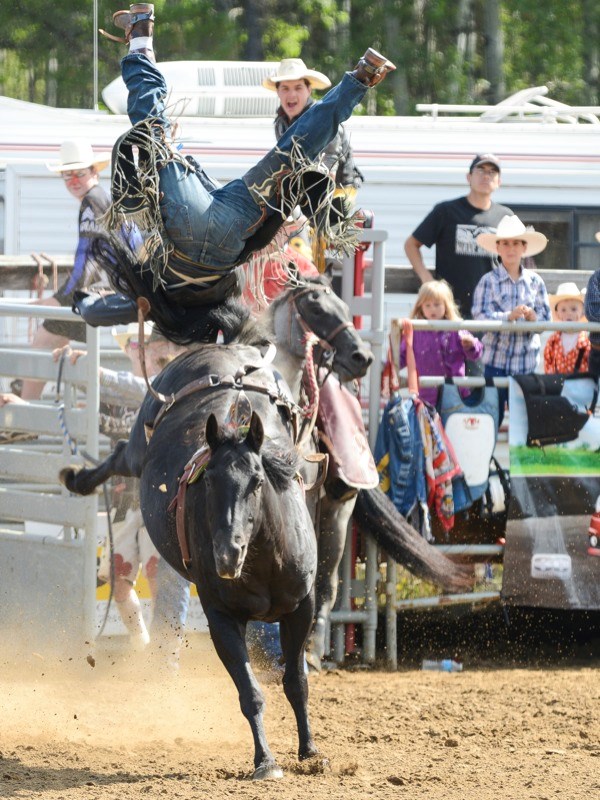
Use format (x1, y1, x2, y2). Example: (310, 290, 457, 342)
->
(375, 394, 426, 516)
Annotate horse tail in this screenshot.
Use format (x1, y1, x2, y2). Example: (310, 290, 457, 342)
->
(353, 487, 475, 592)
(90, 233, 268, 347)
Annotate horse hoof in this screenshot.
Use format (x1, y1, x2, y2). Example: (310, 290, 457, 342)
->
(59, 466, 78, 490)
(252, 763, 284, 781)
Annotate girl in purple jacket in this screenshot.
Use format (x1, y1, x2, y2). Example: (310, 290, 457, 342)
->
(400, 280, 483, 405)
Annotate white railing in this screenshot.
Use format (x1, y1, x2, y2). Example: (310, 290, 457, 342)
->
(0, 302, 101, 649)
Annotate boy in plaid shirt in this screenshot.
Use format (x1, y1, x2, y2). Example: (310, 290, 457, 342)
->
(472, 215, 551, 422)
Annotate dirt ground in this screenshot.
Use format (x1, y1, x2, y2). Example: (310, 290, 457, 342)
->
(1, 610, 599, 800)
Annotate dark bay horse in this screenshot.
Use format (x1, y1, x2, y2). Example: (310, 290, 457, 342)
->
(266, 278, 473, 669)
(61, 340, 320, 780)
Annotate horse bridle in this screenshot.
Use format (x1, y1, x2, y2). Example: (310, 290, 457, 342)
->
(289, 284, 353, 353)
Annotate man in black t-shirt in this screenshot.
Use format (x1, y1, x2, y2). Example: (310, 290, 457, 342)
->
(404, 154, 512, 317)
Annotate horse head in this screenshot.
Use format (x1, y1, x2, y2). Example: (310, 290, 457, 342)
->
(272, 278, 373, 382)
(203, 410, 267, 580)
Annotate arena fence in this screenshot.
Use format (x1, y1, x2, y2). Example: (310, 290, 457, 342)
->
(0, 301, 100, 652)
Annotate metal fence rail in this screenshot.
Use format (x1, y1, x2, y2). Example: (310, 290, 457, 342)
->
(0, 301, 100, 651)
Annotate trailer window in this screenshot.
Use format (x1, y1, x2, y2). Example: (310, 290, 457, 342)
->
(510, 205, 600, 271)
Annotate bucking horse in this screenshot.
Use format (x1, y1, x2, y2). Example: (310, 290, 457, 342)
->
(62, 275, 472, 775)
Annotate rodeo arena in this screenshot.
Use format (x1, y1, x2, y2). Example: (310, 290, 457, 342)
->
(0, 41, 599, 800)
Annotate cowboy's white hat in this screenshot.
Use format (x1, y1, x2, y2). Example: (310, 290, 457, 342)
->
(476, 214, 548, 257)
(263, 58, 331, 91)
(47, 140, 110, 173)
(548, 281, 586, 311)
(595, 231, 600, 244)
(112, 321, 153, 352)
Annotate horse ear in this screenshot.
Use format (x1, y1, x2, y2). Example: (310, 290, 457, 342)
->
(206, 413, 220, 450)
(246, 412, 264, 453)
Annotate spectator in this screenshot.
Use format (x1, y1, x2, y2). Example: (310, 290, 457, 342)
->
(544, 282, 590, 374)
(472, 215, 551, 423)
(584, 236, 600, 380)
(397, 279, 483, 406)
(263, 58, 365, 273)
(20, 140, 113, 401)
(263, 58, 364, 199)
(404, 153, 512, 318)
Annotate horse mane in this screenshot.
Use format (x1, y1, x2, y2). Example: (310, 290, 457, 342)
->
(216, 431, 299, 493)
(90, 232, 271, 348)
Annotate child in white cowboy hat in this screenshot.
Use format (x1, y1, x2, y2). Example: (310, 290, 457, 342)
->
(544, 282, 590, 374)
(472, 214, 551, 422)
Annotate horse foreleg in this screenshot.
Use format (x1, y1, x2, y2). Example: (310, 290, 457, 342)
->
(203, 606, 283, 781)
(59, 440, 135, 495)
(306, 492, 356, 670)
(279, 591, 319, 763)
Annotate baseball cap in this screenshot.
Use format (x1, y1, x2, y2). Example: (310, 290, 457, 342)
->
(469, 153, 501, 172)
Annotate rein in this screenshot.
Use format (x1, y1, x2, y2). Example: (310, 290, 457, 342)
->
(287, 283, 351, 436)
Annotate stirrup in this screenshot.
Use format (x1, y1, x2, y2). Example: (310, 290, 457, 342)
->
(100, 3, 154, 44)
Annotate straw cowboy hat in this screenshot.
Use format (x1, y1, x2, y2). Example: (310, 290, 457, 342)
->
(262, 58, 331, 91)
(47, 140, 110, 173)
(476, 214, 548, 257)
(112, 321, 154, 352)
(548, 281, 586, 312)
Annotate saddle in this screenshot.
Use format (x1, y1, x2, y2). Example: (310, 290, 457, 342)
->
(316, 373, 378, 492)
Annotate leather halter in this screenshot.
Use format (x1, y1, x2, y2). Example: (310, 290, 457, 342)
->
(289, 285, 353, 353)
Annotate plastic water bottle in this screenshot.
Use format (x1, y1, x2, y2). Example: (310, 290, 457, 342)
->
(422, 659, 463, 672)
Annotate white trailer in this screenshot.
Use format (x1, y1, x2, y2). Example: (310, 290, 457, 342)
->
(1, 73, 600, 268)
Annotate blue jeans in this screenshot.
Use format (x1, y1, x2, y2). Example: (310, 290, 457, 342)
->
(121, 54, 367, 271)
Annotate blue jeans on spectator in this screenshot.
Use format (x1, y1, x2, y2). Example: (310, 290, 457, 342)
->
(484, 365, 509, 428)
(121, 54, 367, 271)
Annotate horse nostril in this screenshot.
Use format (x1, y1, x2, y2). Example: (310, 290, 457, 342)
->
(352, 349, 373, 366)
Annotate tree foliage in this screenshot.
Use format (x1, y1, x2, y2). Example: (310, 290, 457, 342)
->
(0, 0, 597, 114)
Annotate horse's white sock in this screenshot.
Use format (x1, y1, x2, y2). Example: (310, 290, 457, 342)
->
(129, 36, 153, 52)
(117, 588, 150, 649)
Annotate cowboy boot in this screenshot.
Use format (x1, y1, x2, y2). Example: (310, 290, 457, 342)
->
(352, 47, 396, 87)
(113, 3, 155, 40)
(100, 4, 155, 60)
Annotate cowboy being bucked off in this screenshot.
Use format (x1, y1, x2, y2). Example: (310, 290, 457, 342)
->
(94, 4, 395, 343)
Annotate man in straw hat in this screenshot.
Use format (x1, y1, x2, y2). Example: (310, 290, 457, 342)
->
(472, 214, 551, 422)
(584, 233, 600, 380)
(544, 282, 590, 374)
(18, 140, 114, 401)
(97, 4, 394, 339)
(263, 58, 364, 273)
(264, 58, 363, 198)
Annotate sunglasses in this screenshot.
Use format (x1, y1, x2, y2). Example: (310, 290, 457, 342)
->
(61, 169, 91, 181)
